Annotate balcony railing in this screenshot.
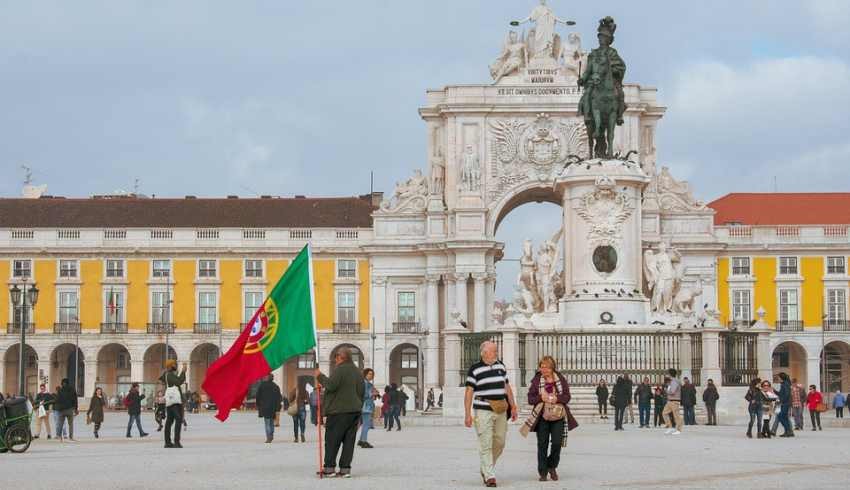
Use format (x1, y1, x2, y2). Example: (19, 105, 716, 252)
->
(147, 323, 176, 334)
(392, 321, 420, 334)
(824, 320, 850, 332)
(6, 323, 34, 334)
(100, 322, 128, 334)
(53, 322, 81, 334)
(333, 322, 361, 334)
(775, 320, 804, 332)
(194, 323, 222, 334)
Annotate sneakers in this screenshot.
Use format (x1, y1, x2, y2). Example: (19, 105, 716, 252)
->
(670, 430, 682, 435)
(664, 428, 674, 434)
(336, 472, 352, 479)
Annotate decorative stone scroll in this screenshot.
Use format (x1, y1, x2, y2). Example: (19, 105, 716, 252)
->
(378, 169, 428, 213)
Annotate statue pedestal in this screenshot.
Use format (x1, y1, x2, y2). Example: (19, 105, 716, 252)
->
(559, 295, 649, 327)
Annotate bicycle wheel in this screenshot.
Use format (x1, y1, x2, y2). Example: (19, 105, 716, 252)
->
(5, 424, 31, 453)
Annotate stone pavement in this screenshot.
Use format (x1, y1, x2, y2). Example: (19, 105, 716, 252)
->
(3, 411, 850, 489)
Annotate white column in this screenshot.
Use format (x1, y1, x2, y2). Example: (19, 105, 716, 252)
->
(425, 275, 440, 388)
(130, 360, 145, 384)
(701, 330, 722, 385)
(473, 273, 487, 332)
(37, 359, 51, 391)
(84, 360, 98, 399)
(485, 273, 496, 326)
(454, 273, 468, 326)
(806, 357, 822, 390)
(679, 334, 692, 382)
(372, 276, 389, 387)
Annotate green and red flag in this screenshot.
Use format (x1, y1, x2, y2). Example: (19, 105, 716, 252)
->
(202, 245, 317, 421)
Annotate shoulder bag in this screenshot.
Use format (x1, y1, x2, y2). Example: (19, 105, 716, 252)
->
(164, 375, 182, 407)
(540, 377, 565, 421)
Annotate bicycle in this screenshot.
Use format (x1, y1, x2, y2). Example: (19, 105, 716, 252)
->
(0, 397, 33, 453)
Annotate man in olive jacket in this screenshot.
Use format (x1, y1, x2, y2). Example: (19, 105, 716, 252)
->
(315, 347, 365, 478)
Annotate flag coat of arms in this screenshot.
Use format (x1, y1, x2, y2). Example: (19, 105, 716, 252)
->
(202, 245, 317, 421)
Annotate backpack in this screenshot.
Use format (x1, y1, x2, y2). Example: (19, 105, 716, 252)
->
(123, 394, 132, 408)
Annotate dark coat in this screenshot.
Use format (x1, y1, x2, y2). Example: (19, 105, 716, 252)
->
(55, 383, 78, 411)
(87, 395, 105, 424)
(612, 380, 631, 408)
(702, 384, 719, 405)
(126, 390, 145, 416)
(256, 380, 283, 419)
(596, 384, 609, 402)
(159, 368, 186, 400)
(527, 372, 579, 432)
(317, 361, 365, 415)
(623, 378, 634, 404)
(681, 383, 697, 407)
(634, 383, 653, 405)
(778, 379, 792, 407)
(35, 392, 55, 410)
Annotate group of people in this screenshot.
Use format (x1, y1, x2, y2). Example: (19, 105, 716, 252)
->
(595, 373, 720, 432)
(745, 374, 830, 438)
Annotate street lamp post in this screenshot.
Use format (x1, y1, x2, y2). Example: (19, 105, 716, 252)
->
(10, 280, 39, 397)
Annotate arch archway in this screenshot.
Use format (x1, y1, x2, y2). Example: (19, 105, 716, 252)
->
(97, 343, 131, 403)
(489, 184, 562, 237)
(190, 343, 220, 393)
(329, 343, 364, 374)
(51, 343, 85, 396)
(3, 344, 38, 396)
(389, 342, 419, 392)
(282, 349, 316, 401)
(821, 341, 850, 392)
(772, 341, 808, 385)
(143, 343, 177, 386)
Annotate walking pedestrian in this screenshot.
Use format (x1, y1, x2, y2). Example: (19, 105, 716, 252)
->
(316, 346, 366, 478)
(54, 378, 78, 441)
(623, 374, 634, 424)
(760, 380, 778, 438)
(652, 385, 666, 427)
(86, 387, 106, 439)
(387, 384, 402, 431)
(681, 377, 697, 425)
(595, 379, 609, 420)
(125, 383, 149, 438)
(256, 375, 283, 443)
(521, 356, 578, 482)
(661, 369, 683, 435)
(154, 390, 166, 431)
(32, 384, 54, 440)
(464, 340, 518, 488)
(159, 360, 187, 448)
(791, 378, 805, 430)
(381, 386, 391, 429)
(612, 376, 629, 431)
(358, 368, 377, 449)
(833, 390, 845, 418)
(775, 372, 794, 437)
(288, 384, 308, 443)
(702, 379, 719, 425)
(634, 377, 653, 428)
(426, 387, 435, 412)
(745, 378, 763, 438)
(438, 389, 443, 408)
(309, 387, 319, 426)
(806, 385, 823, 430)
(399, 387, 409, 417)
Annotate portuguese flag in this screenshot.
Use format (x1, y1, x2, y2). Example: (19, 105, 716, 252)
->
(202, 245, 317, 421)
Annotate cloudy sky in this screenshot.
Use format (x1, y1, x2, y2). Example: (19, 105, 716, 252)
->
(2, 1, 849, 299)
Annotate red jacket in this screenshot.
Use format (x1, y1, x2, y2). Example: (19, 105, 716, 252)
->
(806, 391, 822, 410)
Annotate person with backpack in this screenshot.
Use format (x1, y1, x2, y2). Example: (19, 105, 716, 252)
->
(125, 383, 149, 438)
(159, 360, 187, 448)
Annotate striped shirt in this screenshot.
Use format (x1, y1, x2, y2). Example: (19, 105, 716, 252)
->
(465, 360, 509, 411)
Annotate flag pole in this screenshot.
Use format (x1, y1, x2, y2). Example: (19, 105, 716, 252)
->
(307, 244, 323, 479)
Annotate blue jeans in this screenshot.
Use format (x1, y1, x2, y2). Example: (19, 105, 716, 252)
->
(264, 416, 275, 440)
(683, 405, 696, 425)
(747, 406, 762, 434)
(778, 404, 793, 434)
(292, 407, 306, 438)
(387, 405, 401, 430)
(126, 413, 145, 436)
(639, 403, 651, 426)
(359, 412, 372, 441)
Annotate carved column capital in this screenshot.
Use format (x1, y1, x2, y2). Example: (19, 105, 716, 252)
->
(471, 272, 488, 282)
(453, 272, 470, 282)
(372, 275, 388, 286)
(425, 273, 442, 284)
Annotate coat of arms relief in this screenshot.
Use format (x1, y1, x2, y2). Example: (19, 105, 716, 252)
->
(487, 113, 587, 204)
(575, 175, 633, 246)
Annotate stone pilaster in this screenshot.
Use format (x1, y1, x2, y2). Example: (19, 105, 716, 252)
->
(130, 359, 145, 384)
(453, 272, 469, 327)
(425, 274, 441, 388)
(472, 273, 487, 331)
(371, 275, 389, 387)
(701, 329, 722, 385)
(679, 334, 692, 382)
(84, 360, 98, 399)
(756, 330, 772, 383)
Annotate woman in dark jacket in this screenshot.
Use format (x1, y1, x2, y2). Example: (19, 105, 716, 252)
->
(526, 356, 577, 482)
(288, 385, 309, 443)
(612, 376, 630, 431)
(744, 377, 763, 438)
(595, 379, 609, 420)
(87, 387, 106, 439)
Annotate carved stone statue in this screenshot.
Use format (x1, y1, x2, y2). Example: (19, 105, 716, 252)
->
(560, 32, 587, 80)
(460, 145, 481, 192)
(513, 0, 573, 62)
(644, 242, 684, 313)
(656, 166, 706, 210)
(380, 169, 428, 212)
(516, 239, 540, 313)
(430, 150, 445, 195)
(511, 229, 564, 315)
(578, 16, 627, 159)
(673, 277, 703, 315)
(535, 228, 563, 312)
(490, 31, 528, 84)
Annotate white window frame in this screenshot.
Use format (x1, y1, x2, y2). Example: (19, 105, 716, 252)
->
(400, 347, 418, 369)
(244, 259, 264, 279)
(151, 259, 172, 279)
(778, 256, 798, 276)
(150, 289, 172, 324)
(58, 259, 79, 279)
(731, 288, 752, 322)
(826, 288, 848, 323)
(397, 291, 416, 323)
(242, 289, 265, 324)
(198, 259, 218, 279)
(56, 288, 80, 324)
(197, 289, 219, 325)
(11, 259, 33, 279)
(335, 289, 357, 324)
(826, 256, 846, 276)
(102, 287, 126, 323)
(336, 259, 357, 280)
(297, 351, 316, 369)
(730, 256, 751, 276)
(778, 288, 800, 322)
(105, 259, 125, 279)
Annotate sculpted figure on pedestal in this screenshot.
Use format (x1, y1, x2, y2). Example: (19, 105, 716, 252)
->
(655, 166, 706, 211)
(561, 33, 587, 80)
(578, 16, 627, 159)
(515, 239, 541, 313)
(430, 150, 445, 195)
(643, 242, 684, 313)
(380, 169, 428, 212)
(512, 0, 574, 62)
(490, 31, 528, 84)
(535, 228, 563, 312)
(460, 145, 481, 192)
(673, 278, 703, 315)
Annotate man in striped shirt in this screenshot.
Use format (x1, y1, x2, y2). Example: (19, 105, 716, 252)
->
(464, 341, 518, 488)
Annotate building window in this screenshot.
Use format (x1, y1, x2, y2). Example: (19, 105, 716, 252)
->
(778, 289, 799, 322)
(337, 259, 356, 279)
(827, 289, 847, 322)
(398, 292, 416, 322)
(117, 351, 130, 370)
(244, 259, 263, 278)
(297, 352, 316, 369)
(779, 256, 798, 275)
(151, 291, 171, 323)
(731, 257, 750, 276)
(244, 291, 264, 323)
(152, 260, 171, 278)
(400, 347, 418, 369)
(772, 348, 790, 369)
(12, 259, 32, 278)
(731, 289, 751, 322)
(104, 290, 124, 323)
(199, 260, 217, 278)
(58, 291, 79, 323)
(827, 256, 846, 275)
(198, 292, 217, 324)
(337, 291, 356, 323)
(13, 304, 33, 326)
(59, 260, 77, 278)
(106, 259, 124, 278)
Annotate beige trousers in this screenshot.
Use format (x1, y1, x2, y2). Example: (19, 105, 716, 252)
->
(34, 412, 52, 437)
(473, 409, 507, 481)
(662, 400, 683, 431)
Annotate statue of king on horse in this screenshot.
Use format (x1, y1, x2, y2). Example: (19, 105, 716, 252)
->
(578, 16, 627, 159)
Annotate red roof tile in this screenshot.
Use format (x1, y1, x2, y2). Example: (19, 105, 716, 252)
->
(708, 193, 850, 226)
